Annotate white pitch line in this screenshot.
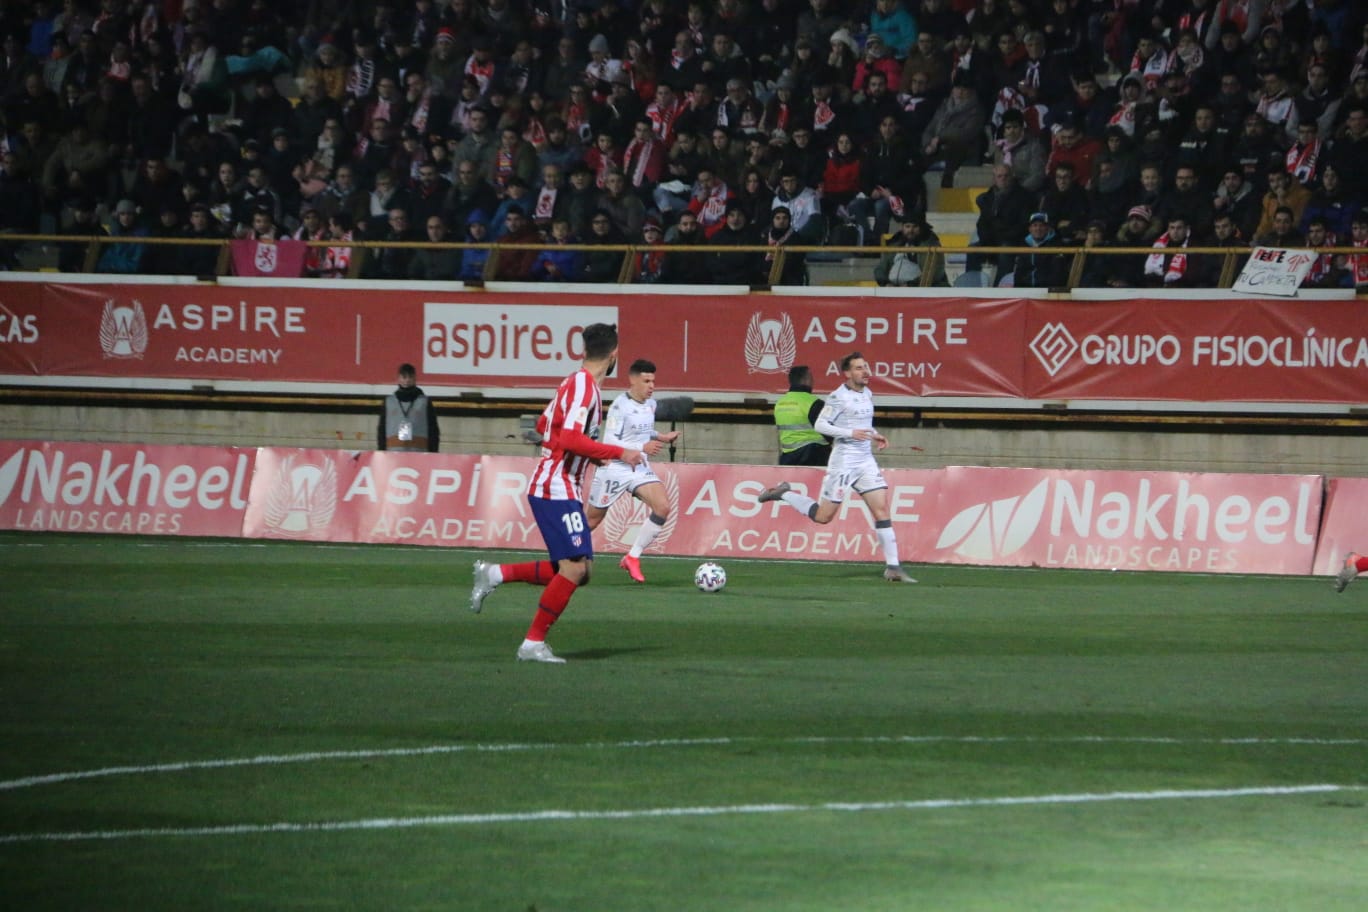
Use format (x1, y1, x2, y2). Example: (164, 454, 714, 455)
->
(0, 785, 1356, 845)
(3, 735, 1365, 792)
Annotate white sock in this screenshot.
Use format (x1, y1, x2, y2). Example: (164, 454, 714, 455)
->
(876, 526, 899, 566)
(489, 564, 504, 585)
(782, 491, 817, 516)
(629, 515, 665, 558)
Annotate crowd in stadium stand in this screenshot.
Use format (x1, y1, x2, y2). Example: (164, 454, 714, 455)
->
(5, 0, 1367, 288)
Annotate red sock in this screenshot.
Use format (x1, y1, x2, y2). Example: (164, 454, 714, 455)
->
(526, 574, 577, 642)
(1356, 555, 1368, 573)
(500, 560, 557, 585)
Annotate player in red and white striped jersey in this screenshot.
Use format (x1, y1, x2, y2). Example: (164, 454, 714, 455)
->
(469, 323, 644, 663)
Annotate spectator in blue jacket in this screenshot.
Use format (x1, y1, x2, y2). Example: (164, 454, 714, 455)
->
(530, 217, 584, 281)
(97, 199, 148, 273)
(868, 0, 917, 59)
(459, 210, 491, 281)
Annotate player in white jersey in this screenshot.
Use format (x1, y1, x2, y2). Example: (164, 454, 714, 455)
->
(757, 351, 917, 583)
(585, 359, 681, 582)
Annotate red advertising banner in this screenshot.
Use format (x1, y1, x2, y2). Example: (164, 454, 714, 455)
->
(1026, 298, 1368, 402)
(0, 281, 42, 375)
(241, 449, 549, 548)
(0, 440, 255, 538)
(1310, 476, 1368, 576)
(237, 450, 932, 563)
(0, 440, 1334, 577)
(38, 282, 346, 380)
(590, 462, 936, 565)
(236, 449, 1322, 576)
(917, 466, 1322, 575)
(4, 280, 1366, 404)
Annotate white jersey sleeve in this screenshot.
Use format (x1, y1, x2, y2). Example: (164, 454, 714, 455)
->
(817, 384, 876, 468)
(603, 395, 659, 466)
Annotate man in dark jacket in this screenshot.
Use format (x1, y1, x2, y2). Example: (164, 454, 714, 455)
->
(378, 363, 440, 453)
(662, 209, 710, 284)
(710, 202, 765, 286)
(969, 164, 1034, 280)
(851, 114, 926, 240)
(56, 196, 106, 272)
(1013, 211, 1069, 288)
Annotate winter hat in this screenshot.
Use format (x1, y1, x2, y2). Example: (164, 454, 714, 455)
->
(829, 29, 857, 55)
(1127, 205, 1152, 221)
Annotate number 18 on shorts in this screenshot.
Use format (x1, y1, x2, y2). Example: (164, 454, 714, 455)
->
(529, 496, 595, 562)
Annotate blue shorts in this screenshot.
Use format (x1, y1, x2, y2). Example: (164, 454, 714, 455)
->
(529, 496, 594, 562)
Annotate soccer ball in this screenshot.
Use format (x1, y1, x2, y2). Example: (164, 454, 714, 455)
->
(694, 561, 727, 593)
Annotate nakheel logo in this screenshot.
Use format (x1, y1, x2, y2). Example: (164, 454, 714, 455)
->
(744, 311, 796, 373)
(261, 454, 337, 538)
(933, 473, 1319, 572)
(99, 299, 148, 359)
(0, 448, 24, 506)
(600, 470, 680, 552)
(1029, 322, 1078, 377)
(936, 479, 1049, 560)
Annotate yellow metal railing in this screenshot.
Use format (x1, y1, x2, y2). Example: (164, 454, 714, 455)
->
(2, 233, 1363, 291)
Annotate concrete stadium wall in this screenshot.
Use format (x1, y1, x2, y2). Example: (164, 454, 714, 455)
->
(1, 404, 1364, 477)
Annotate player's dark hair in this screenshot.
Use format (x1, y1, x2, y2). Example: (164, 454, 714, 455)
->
(840, 351, 865, 372)
(398, 363, 416, 378)
(629, 359, 656, 375)
(581, 323, 619, 360)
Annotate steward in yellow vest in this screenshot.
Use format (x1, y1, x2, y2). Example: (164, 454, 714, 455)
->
(774, 365, 831, 467)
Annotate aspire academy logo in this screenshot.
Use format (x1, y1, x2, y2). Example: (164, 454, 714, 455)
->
(99, 299, 148, 359)
(935, 479, 1049, 561)
(744, 311, 796, 373)
(598, 469, 680, 552)
(261, 453, 338, 538)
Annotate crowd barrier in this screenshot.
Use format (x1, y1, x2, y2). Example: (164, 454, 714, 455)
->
(2, 440, 1360, 578)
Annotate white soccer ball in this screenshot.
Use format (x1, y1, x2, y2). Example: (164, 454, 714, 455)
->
(694, 561, 727, 593)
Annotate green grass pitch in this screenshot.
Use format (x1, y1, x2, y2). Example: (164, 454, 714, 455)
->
(2, 532, 1366, 911)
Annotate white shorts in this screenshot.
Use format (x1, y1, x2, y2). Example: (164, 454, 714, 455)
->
(587, 461, 662, 509)
(820, 457, 887, 504)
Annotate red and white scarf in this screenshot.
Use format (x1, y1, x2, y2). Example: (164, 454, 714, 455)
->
(813, 100, 835, 131)
(1285, 139, 1320, 186)
(696, 181, 729, 227)
(1306, 234, 1337, 286)
(1145, 231, 1189, 283)
(765, 226, 793, 262)
(464, 57, 495, 94)
(523, 117, 548, 151)
(634, 246, 666, 281)
(408, 91, 431, 134)
(647, 98, 682, 144)
(1129, 47, 1170, 90)
(492, 146, 516, 189)
(565, 102, 589, 141)
(1353, 236, 1368, 287)
(533, 186, 558, 221)
(623, 137, 658, 188)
